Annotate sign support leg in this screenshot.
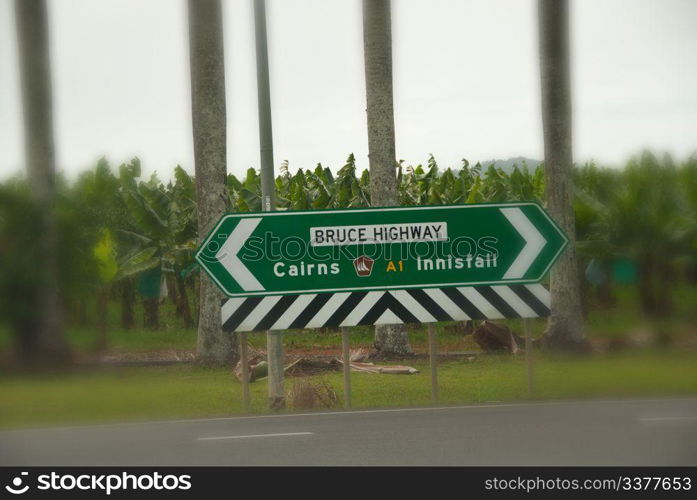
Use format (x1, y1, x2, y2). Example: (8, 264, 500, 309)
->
(239, 332, 251, 413)
(341, 327, 351, 409)
(267, 331, 285, 410)
(524, 318, 534, 398)
(428, 323, 439, 403)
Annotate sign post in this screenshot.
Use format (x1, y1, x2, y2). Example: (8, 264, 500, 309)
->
(524, 318, 535, 398)
(239, 332, 250, 412)
(427, 323, 438, 403)
(341, 327, 351, 409)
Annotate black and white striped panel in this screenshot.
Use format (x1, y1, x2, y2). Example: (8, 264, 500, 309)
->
(221, 285, 551, 333)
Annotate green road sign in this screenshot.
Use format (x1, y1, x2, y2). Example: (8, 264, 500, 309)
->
(196, 202, 568, 298)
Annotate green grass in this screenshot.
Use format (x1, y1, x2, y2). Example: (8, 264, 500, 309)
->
(1, 349, 696, 430)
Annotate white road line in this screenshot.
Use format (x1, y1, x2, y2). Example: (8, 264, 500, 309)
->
(639, 416, 697, 423)
(5, 397, 697, 434)
(197, 432, 313, 441)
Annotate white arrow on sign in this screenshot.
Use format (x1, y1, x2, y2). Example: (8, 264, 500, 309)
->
(215, 218, 265, 291)
(499, 207, 547, 279)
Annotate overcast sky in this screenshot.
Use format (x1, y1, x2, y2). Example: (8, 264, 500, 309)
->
(1, 0, 696, 181)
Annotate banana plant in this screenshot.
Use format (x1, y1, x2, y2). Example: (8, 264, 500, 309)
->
(117, 166, 198, 328)
(481, 163, 509, 202)
(327, 154, 370, 208)
(229, 167, 262, 212)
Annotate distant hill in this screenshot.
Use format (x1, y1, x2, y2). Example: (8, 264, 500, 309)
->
(475, 156, 541, 174)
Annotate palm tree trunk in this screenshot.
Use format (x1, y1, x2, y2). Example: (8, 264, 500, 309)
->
(188, 0, 237, 365)
(362, 0, 412, 357)
(538, 0, 585, 349)
(14, 0, 71, 364)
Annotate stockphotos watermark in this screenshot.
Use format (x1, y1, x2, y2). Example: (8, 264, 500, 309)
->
(4, 471, 192, 495)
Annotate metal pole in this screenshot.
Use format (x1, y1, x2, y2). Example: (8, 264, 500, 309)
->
(427, 323, 438, 403)
(254, 0, 275, 213)
(253, 0, 284, 410)
(267, 331, 285, 410)
(341, 327, 351, 409)
(524, 318, 534, 398)
(239, 332, 250, 413)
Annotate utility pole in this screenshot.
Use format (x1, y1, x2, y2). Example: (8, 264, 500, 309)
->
(253, 0, 284, 410)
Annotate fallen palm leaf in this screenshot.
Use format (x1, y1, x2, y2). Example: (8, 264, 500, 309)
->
(337, 359, 419, 374)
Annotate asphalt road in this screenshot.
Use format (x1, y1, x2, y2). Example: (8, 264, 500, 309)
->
(1, 398, 696, 466)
